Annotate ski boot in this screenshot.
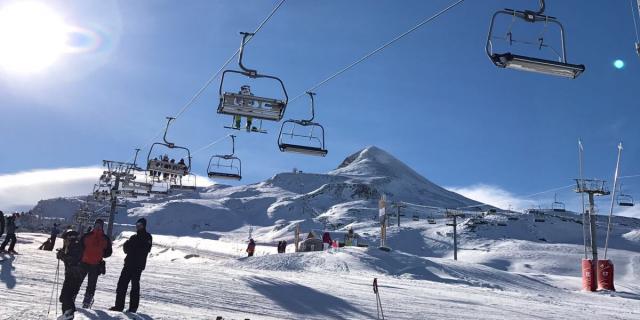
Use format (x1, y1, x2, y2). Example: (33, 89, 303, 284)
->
(82, 295, 94, 309)
(57, 309, 74, 320)
(8, 250, 18, 255)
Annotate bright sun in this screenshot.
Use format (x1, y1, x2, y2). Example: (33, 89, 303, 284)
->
(0, 2, 68, 74)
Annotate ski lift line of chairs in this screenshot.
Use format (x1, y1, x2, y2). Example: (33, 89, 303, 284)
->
(486, 0, 585, 78)
(207, 135, 242, 180)
(218, 32, 288, 122)
(146, 117, 192, 181)
(277, 92, 328, 157)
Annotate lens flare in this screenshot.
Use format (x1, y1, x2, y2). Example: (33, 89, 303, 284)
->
(614, 59, 625, 69)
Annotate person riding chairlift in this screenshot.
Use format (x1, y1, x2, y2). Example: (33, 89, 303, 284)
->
(233, 85, 257, 132)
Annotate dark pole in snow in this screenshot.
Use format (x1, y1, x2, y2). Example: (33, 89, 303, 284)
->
(453, 215, 458, 261)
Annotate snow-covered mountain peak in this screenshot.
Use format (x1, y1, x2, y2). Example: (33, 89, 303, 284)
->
(331, 145, 418, 178)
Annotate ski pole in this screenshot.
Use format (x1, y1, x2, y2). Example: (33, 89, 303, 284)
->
(373, 278, 385, 320)
(47, 258, 60, 318)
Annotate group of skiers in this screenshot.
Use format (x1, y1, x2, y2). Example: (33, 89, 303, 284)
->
(55, 217, 153, 319)
(0, 211, 20, 254)
(245, 228, 358, 256)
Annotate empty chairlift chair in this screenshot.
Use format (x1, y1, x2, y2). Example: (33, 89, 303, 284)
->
(617, 184, 635, 207)
(278, 92, 328, 157)
(207, 135, 242, 181)
(552, 194, 565, 212)
(218, 32, 288, 122)
(486, 0, 585, 78)
(146, 117, 192, 185)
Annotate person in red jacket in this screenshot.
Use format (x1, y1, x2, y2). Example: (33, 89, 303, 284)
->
(322, 232, 332, 250)
(246, 238, 255, 257)
(79, 219, 113, 309)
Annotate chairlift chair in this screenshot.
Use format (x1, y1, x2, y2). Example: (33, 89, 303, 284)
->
(552, 193, 566, 212)
(146, 117, 192, 183)
(277, 92, 328, 157)
(207, 135, 242, 180)
(486, 0, 585, 78)
(427, 217, 436, 224)
(618, 194, 635, 207)
(218, 32, 288, 122)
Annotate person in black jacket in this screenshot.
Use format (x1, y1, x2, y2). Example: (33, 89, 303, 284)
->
(110, 218, 152, 313)
(57, 229, 84, 320)
(0, 213, 19, 254)
(0, 211, 5, 238)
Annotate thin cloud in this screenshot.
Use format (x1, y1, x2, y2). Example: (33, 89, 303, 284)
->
(0, 167, 215, 212)
(447, 184, 536, 212)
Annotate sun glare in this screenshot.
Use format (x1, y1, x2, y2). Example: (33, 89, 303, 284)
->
(0, 2, 68, 74)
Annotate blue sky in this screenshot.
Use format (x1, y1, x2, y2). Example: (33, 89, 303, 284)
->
(0, 0, 638, 212)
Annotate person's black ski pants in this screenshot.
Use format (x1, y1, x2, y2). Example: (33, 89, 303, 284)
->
(115, 265, 143, 312)
(0, 234, 16, 251)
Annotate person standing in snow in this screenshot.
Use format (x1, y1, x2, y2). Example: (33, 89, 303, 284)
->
(246, 238, 256, 257)
(110, 218, 152, 313)
(57, 229, 84, 319)
(50, 223, 61, 248)
(0, 213, 19, 254)
(344, 228, 355, 247)
(78, 219, 112, 308)
(322, 232, 332, 250)
(0, 211, 5, 239)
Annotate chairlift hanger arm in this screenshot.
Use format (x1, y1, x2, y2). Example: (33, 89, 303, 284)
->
(238, 32, 257, 76)
(163, 117, 176, 147)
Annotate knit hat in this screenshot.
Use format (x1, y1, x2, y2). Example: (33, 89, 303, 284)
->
(94, 218, 105, 229)
(136, 218, 147, 228)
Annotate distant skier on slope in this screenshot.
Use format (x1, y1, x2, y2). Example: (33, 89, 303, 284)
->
(78, 219, 113, 309)
(110, 218, 153, 314)
(0, 213, 19, 254)
(322, 231, 332, 250)
(40, 223, 61, 251)
(57, 229, 84, 320)
(246, 238, 256, 257)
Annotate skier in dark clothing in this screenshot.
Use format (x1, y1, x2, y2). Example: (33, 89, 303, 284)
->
(50, 223, 60, 246)
(246, 238, 256, 257)
(0, 213, 19, 254)
(40, 223, 61, 251)
(0, 211, 5, 237)
(78, 219, 113, 309)
(110, 218, 152, 313)
(57, 229, 84, 320)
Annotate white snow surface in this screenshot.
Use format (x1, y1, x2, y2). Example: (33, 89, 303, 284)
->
(4, 146, 640, 319)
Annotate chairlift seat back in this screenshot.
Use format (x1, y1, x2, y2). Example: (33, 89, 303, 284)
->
(219, 92, 285, 121)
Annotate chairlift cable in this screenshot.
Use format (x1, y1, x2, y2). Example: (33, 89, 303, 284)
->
(521, 184, 574, 199)
(131, 0, 286, 161)
(192, 134, 233, 156)
(288, 0, 465, 104)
